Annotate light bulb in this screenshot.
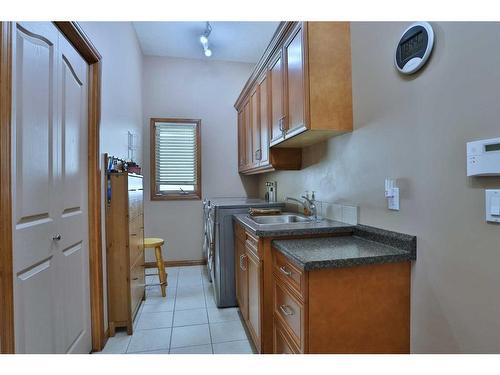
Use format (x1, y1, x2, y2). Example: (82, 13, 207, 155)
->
(199, 35, 208, 45)
(204, 48, 212, 57)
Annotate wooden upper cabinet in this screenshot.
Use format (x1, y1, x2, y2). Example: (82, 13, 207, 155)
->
(237, 76, 301, 175)
(269, 50, 285, 144)
(258, 73, 270, 166)
(283, 23, 306, 140)
(235, 22, 353, 162)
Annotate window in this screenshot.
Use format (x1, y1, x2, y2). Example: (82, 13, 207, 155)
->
(150, 118, 201, 200)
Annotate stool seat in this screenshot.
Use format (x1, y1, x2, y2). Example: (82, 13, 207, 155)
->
(144, 238, 164, 248)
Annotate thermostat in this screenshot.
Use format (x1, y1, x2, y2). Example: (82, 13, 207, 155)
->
(467, 137, 500, 176)
(395, 22, 434, 74)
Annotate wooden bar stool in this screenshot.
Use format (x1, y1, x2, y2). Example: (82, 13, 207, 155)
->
(144, 238, 168, 297)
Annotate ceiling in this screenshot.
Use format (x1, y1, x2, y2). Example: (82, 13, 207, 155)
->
(133, 22, 280, 63)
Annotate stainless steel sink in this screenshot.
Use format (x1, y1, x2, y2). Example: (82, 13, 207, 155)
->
(250, 214, 311, 225)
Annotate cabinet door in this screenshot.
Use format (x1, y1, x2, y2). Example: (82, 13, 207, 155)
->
(244, 98, 253, 170)
(258, 73, 270, 166)
(235, 238, 248, 320)
(237, 108, 246, 171)
(284, 23, 306, 137)
(246, 247, 261, 351)
(269, 49, 285, 144)
(250, 86, 260, 167)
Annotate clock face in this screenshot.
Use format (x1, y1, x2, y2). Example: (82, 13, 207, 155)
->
(395, 22, 434, 74)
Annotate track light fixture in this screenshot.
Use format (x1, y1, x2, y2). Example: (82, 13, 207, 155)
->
(200, 21, 212, 57)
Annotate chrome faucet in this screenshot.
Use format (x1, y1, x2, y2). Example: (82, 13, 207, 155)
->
(286, 193, 318, 221)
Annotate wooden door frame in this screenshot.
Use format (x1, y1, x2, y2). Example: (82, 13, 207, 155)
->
(0, 21, 106, 353)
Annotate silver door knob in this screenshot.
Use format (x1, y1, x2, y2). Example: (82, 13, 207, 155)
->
(52, 234, 62, 241)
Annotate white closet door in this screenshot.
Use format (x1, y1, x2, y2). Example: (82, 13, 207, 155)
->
(12, 21, 91, 354)
(54, 29, 90, 354)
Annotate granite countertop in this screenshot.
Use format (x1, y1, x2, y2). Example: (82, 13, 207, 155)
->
(273, 226, 417, 271)
(233, 213, 355, 238)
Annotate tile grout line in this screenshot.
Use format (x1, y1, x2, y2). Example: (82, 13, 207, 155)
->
(201, 267, 214, 354)
(167, 267, 180, 353)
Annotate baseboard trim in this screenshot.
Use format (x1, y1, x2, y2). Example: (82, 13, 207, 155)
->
(144, 259, 207, 268)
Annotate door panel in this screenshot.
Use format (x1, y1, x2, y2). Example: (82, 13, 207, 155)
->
(237, 108, 245, 170)
(269, 50, 284, 143)
(285, 25, 306, 136)
(58, 35, 90, 354)
(247, 248, 261, 351)
(235, 238, 248, 320)
(250, 87, 260, 167)
(258, 74, 269, 166)
(13, 23, 58, 271)
(61, 55, 84, 214)
(15, 257, 56, 353)
(12, 22, 91, 354)
(244, 99, 252, 169)
(59, 241, 86, 353)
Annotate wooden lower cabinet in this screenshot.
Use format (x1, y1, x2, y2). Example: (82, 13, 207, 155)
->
(233, 221, 410, 354)
(271, 246, 411, 354)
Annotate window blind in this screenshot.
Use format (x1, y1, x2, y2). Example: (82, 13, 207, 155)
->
(155, 122, 198, 191)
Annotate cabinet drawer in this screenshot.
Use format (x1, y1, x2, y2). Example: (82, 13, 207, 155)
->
(274, 317, 300, 354)
(130, 257, 145, 318)
(273, 249, 305, 298)
(274, 278, 304, 350)
(128, 190, 143, 220)
(245, 230, 259, 246)
(245, 231, 259, 258)
(129, 217, 144, 264)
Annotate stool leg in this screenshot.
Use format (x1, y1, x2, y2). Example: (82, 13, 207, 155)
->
(155, 246, 167, 297)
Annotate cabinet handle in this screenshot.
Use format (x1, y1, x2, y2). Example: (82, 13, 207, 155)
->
(279, 265, 292, 277)
(240, 254, 248, 271)
(131, 233, 137, 237)
(255, 149, 262, 161)
(279, 304, 294, 316)
(132, 277, 139, 281)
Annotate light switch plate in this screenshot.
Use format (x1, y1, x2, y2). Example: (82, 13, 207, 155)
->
(485, 189, 500, 223)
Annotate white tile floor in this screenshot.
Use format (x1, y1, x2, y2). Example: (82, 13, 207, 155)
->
(98, 265, 254, 354)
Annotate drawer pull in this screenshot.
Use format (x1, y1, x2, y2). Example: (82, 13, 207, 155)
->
(279, 265, 292, 276)
(240, 254, 247, 271)
(279, 304, 294, 316)
(132, 277, 139, 281)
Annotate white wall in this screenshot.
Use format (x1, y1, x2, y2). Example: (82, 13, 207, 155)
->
(80, 22, 144, 330)
(142, 56, 258, 262)
(259, 22, 500, 353)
